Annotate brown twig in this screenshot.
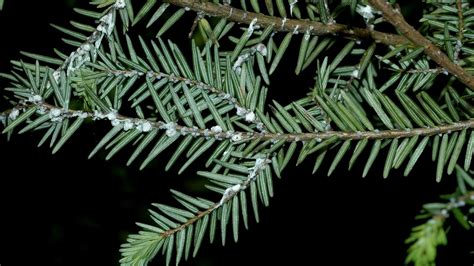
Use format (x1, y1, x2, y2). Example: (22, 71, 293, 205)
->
(165, 0, 409, 46)
(456, 0, 465, 42)
(367, 0, 474, 90)
(454, 0, 465, 61)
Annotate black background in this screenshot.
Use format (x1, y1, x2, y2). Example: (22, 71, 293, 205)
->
(0, 1, 473, 265)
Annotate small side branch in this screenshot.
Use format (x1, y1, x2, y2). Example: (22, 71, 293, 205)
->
(57, 1, 126, 77)
(456, 0, 465, 42)
(367, 0, 474, 90)
(162, 157, 271, 237)
(106, 69, 265, 131)
(165, 0, 409, 46)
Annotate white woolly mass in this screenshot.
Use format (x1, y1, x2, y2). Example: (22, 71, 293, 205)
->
(245, 111, 256, 122)
(248, 157, 270, 180)
(233, 43, 268, 73)
(236, 106, 256, 123)
(106, 112, 117, 121)
(356, 5, 375, 21)
(123, 120, 134, 131)
(115, 0, 126, 8)
(351, 69, 359, 78)
(236, 106, 246, 116)
(247, 18, 258, 37)
(281, 17, 287, 29)
(99, 13, 115, 36)
(211, 125, 223, 134)
(166, 128, 177, 137)
(290, 0, 298, 16)
(231, 133, 242, 142)
(111, 119, 121, 127)
(163, 122, 178, 137)
(292, 25, 300, 34)
(304, 30, 311, 41)
(255, 43, 267, 57)
(28, 95, 42, 103)
(218, 184, 242, 206)
(93, 110, 106, 119)
(49, 108, 62, 118)
(137, 121, 153, 132)
(454, 40, 462, 62)
(72, 111, 88, 119)
(49, 108, 64, 122)
(9, 109, 19, 120)
(232, 53, 250, 73)
(63, 2, 123, 76)
(217, 157, 270, 207)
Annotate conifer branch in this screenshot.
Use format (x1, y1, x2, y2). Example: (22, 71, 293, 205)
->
(165, 0, 409, 46)
(3, 101, 472, 142)
(456, 0, 465, 43)
(367, 0, 474, 90)
(120, 156, 272, 264)
(161, 157, 270, 237)
(406, 168, 474, 266)
(1, 1, 473, 264)
(105, 68, 265, 131)
(430, 191, 474, 221)
(56, 0, 125, 77)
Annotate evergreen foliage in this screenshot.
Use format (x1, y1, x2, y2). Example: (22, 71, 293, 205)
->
(0, 0, 473, 264)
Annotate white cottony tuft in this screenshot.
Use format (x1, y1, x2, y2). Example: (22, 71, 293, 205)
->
(219, 184, 242, 206)
(99, 13, 115, 35)
(245, 111, 255, 122)
(232, 54, 249, 73)
(247, 18, 258, 37)
(229, 184, 241, 192)
(49, 108, 63, 122)
(352, 69, 359, 78)
(236, 106, 246, 116)
(248, 157, 270, 180)
(123, 120, 134, 131)
(115, 0, 126, 8)
(50, 108, 62, 118)
(93, 110, 106, 119)
(111, 119, 121, 127)
(72, 111, 88, 119)
(106, 112, 117, 121)
(29, 95, 42, 103)
(163, 122, 177, 137)
(356, 5, 375, 20)
(233, 43, 268, 73)
(166, 128, 177, 137)
(290, 0, 298, 16)
(231, 133, 242, 142)
(82, 43, 91, 51)
(255, 43, 267, 57)
(9, 109, 20, 120)
(281, 17, 287, 29)
(211, 125, 223, 134)
(140, 122, 153, 132)
(52, 70, 61, 82)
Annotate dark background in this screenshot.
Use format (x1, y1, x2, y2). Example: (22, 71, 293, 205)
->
(0, 1, 472, 265)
